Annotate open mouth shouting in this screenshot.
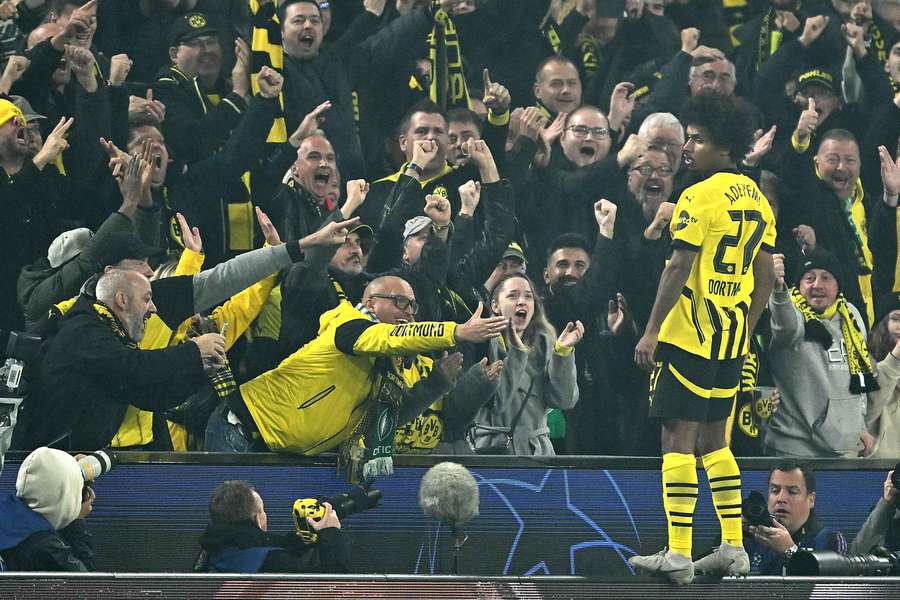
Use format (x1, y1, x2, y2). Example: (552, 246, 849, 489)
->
(643, 179, 664, 201)
(312, 167, 331, 188)
(298, 32, 316, 51)
(830, 172, 850, 189)
(512, 306, 530, 327)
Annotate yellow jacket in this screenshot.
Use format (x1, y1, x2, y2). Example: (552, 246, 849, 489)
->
(241, 299, 457, 454)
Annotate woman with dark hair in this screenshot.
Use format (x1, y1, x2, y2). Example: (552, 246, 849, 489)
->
(469, 272, 583, 456)
(865, 294, 900, 459)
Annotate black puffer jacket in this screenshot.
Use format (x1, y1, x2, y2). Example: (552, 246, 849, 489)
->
(0, 493, 94, 572)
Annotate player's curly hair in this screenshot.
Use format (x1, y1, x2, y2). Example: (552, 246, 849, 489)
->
(680, 93, 756, 163)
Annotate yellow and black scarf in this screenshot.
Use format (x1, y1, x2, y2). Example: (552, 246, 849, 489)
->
(94, 304, 137, 350)
(756, 2, 802, 72)
(789, 287, 878, 393)
(428, 7, 470, 111)
(248, 0, 288, 143)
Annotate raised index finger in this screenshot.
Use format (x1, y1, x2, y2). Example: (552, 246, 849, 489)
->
(77, 0, 97, 15)
(483, 68, 492, 90)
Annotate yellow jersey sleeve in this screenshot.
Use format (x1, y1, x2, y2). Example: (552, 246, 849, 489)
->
(670, 187, 716, 250)
(334, 320, 458, 357)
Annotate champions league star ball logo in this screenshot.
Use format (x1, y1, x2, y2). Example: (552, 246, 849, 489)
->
(415, 469, 640, 576)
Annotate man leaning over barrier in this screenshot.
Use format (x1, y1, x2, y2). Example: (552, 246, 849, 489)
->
(205, 275, 507, 478)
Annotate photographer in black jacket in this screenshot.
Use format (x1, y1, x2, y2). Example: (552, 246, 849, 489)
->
(196, 480, 349, 574)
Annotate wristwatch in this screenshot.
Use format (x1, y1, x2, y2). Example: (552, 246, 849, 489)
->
(783, 544, 800, 560)
(406, 162, 424, 176)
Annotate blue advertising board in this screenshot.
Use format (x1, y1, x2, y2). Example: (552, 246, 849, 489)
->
(0, 458, 890, 575)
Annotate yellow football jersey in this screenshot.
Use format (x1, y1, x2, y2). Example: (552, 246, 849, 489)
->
(658, 171, 776, 360)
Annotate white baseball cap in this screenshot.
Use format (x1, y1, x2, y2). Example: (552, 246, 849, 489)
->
(47, 228, 93, 268)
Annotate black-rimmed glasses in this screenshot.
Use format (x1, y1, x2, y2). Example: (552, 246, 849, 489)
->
(565, 125, 610, 139)
(370, 294, 420, 315)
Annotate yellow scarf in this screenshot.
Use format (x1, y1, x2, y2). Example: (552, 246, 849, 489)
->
(789, 288, 877, 393)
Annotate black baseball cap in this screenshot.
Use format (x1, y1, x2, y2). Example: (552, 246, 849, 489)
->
(797, 68, 836, 93)
(169, 13, 219, 48)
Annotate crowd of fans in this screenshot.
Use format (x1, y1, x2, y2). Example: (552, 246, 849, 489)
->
(1, 0, 900, 463)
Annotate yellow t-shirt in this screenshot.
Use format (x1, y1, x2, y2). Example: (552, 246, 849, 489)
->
(659, 171, 777, 360)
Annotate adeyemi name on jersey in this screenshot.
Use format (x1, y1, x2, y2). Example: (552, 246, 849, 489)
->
(708, 278, 742, 296)
(723, 182, 760, 205)
(390, 323, 446, 337)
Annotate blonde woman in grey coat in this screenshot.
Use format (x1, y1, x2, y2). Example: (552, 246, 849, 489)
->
(470, 273, 583, 455)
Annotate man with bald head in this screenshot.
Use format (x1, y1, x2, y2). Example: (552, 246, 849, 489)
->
(206, 275, 508, 465)
(32, 269, 226, 451)
(266, 135, 340, 242)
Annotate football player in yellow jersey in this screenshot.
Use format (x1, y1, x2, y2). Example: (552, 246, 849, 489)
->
(630, 94, 777, 584)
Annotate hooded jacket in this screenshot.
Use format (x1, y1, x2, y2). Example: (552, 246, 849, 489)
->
(766, 289, 869, 457)
(0, 448, 94, 572)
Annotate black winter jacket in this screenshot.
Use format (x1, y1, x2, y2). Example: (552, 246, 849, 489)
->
(152, 66, 248, 165)
(25, 295, 206, 450)
(196, 520, 349, 574)
(0, 493, 94, 572)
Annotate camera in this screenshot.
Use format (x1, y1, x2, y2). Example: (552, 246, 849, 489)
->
(1, 332, 42, 473)
(787, 548, 900, 576)
(1, 331, 42, 396)
(891, 463, 900, 490)
(292, 485, 382, 543)
(77, 450, 117, 501)
(78, 450, 117, 482)
(742, 490, 776, 527)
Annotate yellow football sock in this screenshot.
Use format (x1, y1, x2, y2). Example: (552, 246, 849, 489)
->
(662, 452, 698, 558)
(702, 446, 743, 545)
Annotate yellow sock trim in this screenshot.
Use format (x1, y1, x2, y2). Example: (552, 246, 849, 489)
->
(662, 452, 698, 557)
(702, 446, 743, 545)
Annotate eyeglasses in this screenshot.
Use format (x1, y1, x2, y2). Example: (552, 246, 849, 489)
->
(631, 165, 674, 177)
(565, 125, 610, 139)
(369, 294, 419, 315)
(649, 139, 683, 149)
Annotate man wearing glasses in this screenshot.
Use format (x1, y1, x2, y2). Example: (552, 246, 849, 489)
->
(619, 147, 677, 328)
(207, 274, 508, 455)
(559, 106, 614, 167)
